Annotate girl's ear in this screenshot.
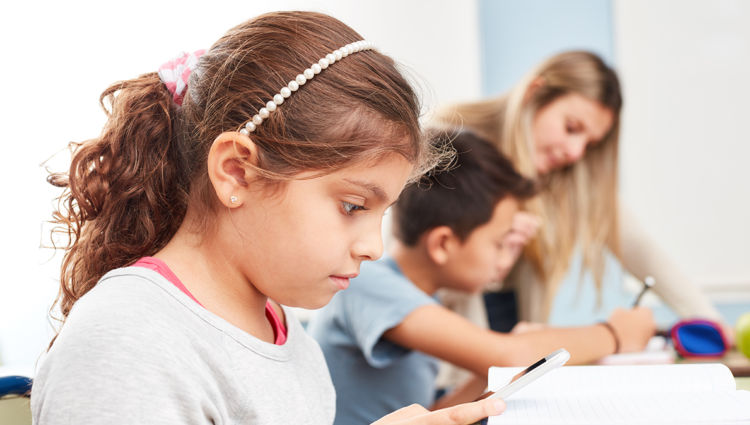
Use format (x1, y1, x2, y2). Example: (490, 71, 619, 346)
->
(424, 226, 458, 266)
(207, 131, 259, 208)
(523, 76, 546, 104)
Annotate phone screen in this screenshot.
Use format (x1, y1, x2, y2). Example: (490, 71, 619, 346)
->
(470, 349, 569, 425)
(474, 357, 546, 401)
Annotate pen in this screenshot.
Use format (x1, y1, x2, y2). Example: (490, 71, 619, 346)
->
(632, 276, 655, 308)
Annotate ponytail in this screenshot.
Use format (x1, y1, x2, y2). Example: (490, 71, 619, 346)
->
(48, 72, 187, 329)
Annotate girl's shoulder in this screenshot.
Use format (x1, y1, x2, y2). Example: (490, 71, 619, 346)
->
(75, 266, 198, 318)
(32, 268, 239, 423)
(57, 267, 208, 350)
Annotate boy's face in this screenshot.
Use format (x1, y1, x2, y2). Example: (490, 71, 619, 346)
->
(439, 197, 520, 293)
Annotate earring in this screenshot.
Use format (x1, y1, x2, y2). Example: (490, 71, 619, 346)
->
(230, 196, 237, 204)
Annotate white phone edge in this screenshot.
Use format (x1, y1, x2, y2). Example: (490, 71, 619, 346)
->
(487, 348, 570, 400)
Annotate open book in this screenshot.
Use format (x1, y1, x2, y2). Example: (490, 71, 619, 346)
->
(488, 363, 750, 424)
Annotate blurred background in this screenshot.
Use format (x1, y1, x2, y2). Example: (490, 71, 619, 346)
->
(1, 0, 748, 373)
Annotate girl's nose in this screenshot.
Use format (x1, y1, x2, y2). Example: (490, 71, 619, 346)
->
(352, 223, 384, 262)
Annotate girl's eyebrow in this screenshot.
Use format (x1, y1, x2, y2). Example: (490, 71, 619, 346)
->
(343, 178, 389, 203)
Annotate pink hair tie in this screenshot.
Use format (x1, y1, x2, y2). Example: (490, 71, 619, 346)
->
(157, 49, 206, 106)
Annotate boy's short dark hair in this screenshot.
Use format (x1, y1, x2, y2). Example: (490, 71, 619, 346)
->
(393, 131, 537, 246)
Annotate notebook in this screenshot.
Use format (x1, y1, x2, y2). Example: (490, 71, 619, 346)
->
(487, 363, 750, 424)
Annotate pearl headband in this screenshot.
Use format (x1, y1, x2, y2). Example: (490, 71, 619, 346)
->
(239, 40, 380, 136)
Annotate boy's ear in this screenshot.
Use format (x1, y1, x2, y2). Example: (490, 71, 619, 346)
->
(207, 131, 259, 208)
(424, 226, 459, 266)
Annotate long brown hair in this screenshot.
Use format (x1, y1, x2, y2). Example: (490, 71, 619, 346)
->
(47, 11, 435, 339)
(437, 52, 622, 317)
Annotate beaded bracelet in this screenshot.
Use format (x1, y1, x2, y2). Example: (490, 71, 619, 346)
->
(239, 40, 380, 136)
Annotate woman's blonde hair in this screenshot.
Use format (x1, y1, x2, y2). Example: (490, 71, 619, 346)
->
(437, 51, 622, 318)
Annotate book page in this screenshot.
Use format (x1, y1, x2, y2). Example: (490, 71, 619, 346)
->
(488, 364, 736, 399)
(488, 390, 750, 424)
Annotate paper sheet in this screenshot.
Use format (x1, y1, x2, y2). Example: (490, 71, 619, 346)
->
(487, 364, 750, 424)
(490, 391, 750, 424)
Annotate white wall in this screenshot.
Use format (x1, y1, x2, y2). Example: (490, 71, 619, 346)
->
(0, 0, 481, 371)
(614, 0, 750, 295)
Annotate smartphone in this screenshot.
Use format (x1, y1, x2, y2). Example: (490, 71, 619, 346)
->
(475, 348, 570, 402)
(470, 349, 570, 425)
(471, 348, 570, 425)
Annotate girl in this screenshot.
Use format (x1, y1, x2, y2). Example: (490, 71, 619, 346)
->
(435, 51, 730, 338)
(33, 11, 504, 424)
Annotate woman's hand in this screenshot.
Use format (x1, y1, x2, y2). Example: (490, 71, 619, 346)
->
(371, 399, 505, 425)
(606, 308, 657, 353)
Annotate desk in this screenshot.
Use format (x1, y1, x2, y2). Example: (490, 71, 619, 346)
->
(0, 397, 31, 425)
(679, 350, 750, 377)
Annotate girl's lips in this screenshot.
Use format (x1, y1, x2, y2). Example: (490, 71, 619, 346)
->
(330, 275, 356, 290)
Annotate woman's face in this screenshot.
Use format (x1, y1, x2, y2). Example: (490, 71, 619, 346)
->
(531, 93, 614, 175)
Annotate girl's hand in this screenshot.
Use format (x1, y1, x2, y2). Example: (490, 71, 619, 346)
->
(371, 399, 505, 425)
(606, 308, 657, 353)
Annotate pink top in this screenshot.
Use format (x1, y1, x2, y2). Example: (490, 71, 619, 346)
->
(132, 257, 287, 345)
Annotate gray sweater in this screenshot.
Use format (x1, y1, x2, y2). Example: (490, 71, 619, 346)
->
(32, 267, 336, 424)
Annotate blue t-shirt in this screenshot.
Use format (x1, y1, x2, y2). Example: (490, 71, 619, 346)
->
(307, 256, 440, 425)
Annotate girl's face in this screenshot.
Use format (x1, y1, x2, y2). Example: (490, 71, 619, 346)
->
(531, 93, 614, 175)
(235, 155, 412, 309)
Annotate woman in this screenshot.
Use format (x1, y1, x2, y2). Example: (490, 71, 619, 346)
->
(433, 51, 728, 354)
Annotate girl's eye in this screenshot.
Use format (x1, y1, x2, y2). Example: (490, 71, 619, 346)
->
(342, 201, 367, 215)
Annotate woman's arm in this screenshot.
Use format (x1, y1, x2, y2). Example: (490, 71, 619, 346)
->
(619, 202, 722, 320)
(619, 203, 735, 344)
(617, 203, 737, 344)
(383, 304, 654, 377)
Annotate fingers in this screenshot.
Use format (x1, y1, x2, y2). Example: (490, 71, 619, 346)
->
(505, 213, 543, 250)
(427, 399, 506, 425)
(498, 232, 527, 272)
(503, 232, 530, 248)
(608, 308, 657, 352)
(387, 399, 505, 425)
(371, 404, 429, 424)
(511, 212, 542, 238)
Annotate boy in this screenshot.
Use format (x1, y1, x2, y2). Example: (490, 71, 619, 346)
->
(306, 132, 655, 425)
